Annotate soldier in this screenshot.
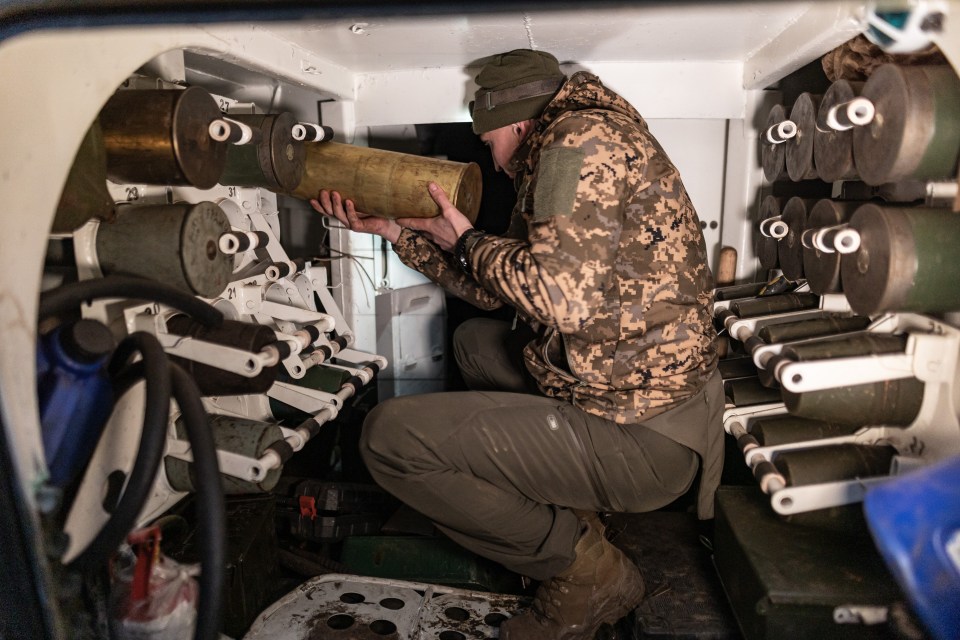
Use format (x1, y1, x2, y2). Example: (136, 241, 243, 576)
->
(311, 49, 722, 639)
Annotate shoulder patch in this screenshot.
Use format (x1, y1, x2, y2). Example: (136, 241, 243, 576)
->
(534, 146, 584, 221)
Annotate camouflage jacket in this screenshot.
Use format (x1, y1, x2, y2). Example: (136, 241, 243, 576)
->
(394, 71, 718, 425)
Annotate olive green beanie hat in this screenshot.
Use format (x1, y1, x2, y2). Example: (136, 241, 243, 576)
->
(470, 49, 566, 134)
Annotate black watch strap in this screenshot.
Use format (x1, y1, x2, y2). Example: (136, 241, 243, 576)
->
(455, 228, 486, 276)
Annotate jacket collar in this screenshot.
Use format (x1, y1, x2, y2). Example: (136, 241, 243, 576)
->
(508, 70, 647, 178)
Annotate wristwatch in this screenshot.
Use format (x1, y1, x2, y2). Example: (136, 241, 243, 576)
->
(455, 228, 486, 276)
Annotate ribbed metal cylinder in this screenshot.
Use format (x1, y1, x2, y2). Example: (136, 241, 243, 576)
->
(99, 86, 228, 188)
(781, 332, 906, 361)
(779, 332, 924, 426)
(165, 415, 284, 494)
(785, 93, 821, 181)
(853, 65, 960, 185)
(220, 112, 305, 191)
(841, 205, 960, 315)
(802, 199, 860, 294)
(814, 80, 865, 182)
(268, 365, 352, 423)
(730, 293, 819, 318)
(715, 282, 767, 301)
(778, 197, 817, 280)
(749, 416, 861, 446)
(773, 444, 897, 487)
(165, 315, 279, 395)
(289, 141, 482, 223)
(783, 378, 924, 427)
(95, 201, 233, 297)
(724, 377, 782, 407)
(718, 356, 760, 381)
(761, 104, 789, 182)
(757, 315, 872, 344)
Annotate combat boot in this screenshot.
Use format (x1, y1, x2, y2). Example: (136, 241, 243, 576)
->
(499, 519, 644, 639)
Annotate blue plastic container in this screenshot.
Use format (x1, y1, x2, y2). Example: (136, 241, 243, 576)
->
(36, 319, 115, 487)
(864, 455, 960, 640)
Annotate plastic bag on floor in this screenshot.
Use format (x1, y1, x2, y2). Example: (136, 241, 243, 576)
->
(109, 527, 198, 640)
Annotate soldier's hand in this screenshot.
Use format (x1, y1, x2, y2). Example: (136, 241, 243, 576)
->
(310, 190, 401, 243)
(397, 182, 473, 252)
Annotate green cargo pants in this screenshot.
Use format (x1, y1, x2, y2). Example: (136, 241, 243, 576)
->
(361, 318, 714, 580)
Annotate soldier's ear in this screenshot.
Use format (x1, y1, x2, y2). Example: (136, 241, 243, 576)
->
(515, 119, 535, 139)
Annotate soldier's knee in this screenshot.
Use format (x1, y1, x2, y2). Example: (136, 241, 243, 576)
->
(359, 402, 390, 468)
(359, 397, 418, 472)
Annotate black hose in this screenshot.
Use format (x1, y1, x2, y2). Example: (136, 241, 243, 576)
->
(169, 364, 225, 640)
(38, 275, 222, 327)
(90, 361, 226, 640)
(41, 274, 225, 637)
(67, 333, 170, 571)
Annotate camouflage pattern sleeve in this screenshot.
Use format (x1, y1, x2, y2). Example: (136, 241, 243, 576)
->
(391, 227, 503, 311)
(468, 113, 628, 337)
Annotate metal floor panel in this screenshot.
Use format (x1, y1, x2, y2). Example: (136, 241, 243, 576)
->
(243, 573, 528, 639)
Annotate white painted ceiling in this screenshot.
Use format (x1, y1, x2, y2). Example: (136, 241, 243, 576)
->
(270, 2, 814, 73)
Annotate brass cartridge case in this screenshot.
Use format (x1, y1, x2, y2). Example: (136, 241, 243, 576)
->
(290, 141, 482, 224)
(99, 86, 228, 188)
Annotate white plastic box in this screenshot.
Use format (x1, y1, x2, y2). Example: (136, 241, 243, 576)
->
(375, 283, 448, 401)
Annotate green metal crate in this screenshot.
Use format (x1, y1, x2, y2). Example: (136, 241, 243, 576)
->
(340, 535, 524, 595)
